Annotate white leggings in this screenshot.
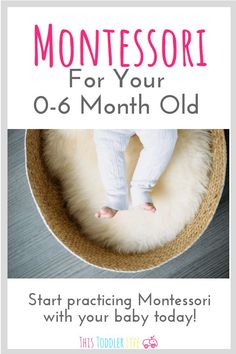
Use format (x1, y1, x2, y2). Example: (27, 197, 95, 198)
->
(94, 129, 178, 210)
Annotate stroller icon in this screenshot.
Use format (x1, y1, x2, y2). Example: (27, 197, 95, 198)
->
(142, 336, 158, 349)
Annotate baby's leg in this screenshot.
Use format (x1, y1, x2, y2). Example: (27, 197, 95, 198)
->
(94, 130, 132, 218)
(130, 129, 178, 211)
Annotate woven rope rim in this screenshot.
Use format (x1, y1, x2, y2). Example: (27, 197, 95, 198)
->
(25, 130, 227, 272)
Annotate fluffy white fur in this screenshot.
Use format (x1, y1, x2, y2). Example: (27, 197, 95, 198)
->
(43, 130, 212, 253)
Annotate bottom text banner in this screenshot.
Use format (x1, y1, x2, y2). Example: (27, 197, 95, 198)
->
(7, 278, 230, 349)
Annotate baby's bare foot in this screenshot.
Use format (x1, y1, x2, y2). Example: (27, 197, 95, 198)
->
(142, 203, 156, 213)
(95, 207, 118, 219)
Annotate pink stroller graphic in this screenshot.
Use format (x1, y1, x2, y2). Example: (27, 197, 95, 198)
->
(142, 336, 158, 349)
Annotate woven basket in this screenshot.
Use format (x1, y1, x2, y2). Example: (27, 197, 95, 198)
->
(25, 130, 227, 272)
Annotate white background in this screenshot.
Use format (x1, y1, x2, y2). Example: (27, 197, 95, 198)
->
(6, 6, 231, 351)
(8, 279, 230, 349)
(8, 7, 230, 129)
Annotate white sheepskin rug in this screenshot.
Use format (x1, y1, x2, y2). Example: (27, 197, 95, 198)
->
(43, 130, 212, 254)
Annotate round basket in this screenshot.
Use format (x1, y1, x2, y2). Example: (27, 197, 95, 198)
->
(25, 130, 227, 272)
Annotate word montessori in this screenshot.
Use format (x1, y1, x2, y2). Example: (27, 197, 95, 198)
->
(34, 25, 207, 68)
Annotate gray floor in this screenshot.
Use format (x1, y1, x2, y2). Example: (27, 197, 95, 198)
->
(8, 130, 229, 278)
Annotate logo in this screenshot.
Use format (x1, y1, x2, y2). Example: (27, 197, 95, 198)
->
(79, 335, 158, 349)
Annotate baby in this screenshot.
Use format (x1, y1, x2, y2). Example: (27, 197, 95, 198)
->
(94, 129, 178, 218)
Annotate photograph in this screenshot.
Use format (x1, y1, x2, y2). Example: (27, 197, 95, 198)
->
(8, 129, 229, 277)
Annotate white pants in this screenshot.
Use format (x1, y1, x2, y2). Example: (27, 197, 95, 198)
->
(94, 129, 178, 210)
